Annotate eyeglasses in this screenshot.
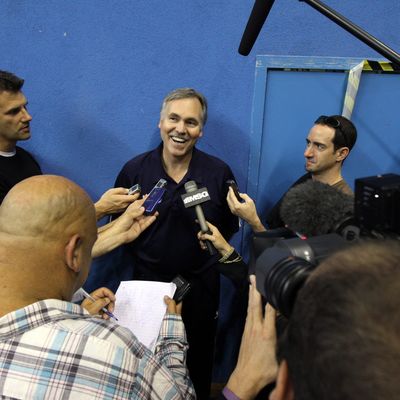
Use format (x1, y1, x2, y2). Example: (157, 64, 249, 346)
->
(315, 115, 348, 148)
(315, 115, 341, 129)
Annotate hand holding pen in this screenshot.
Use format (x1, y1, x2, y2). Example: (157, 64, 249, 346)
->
(80, 287, 118, 321)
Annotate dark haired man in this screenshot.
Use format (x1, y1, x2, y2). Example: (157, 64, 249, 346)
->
(227, 115, 357, 231)
(0, 69, 139, 217)
(222, 241, 400, 400)
(0, 70, 41, 203)
(115, 88, 239, 399)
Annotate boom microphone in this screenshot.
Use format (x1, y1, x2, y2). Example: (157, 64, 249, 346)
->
(238, 0, 277, 56)
(182, 181, 217, 255)
(280, 180, 354, 237)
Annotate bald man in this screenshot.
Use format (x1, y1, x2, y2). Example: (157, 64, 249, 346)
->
(0, 175, 195, 399)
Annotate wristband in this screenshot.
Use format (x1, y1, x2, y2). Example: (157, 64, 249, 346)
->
(222, 386, 241, 400)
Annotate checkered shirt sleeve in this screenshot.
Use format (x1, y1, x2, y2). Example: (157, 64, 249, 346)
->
(0, 299, 195, 399)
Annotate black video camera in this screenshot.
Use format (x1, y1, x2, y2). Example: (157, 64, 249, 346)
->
(255, 233, 347, 318)
(254, 173, 400, 318)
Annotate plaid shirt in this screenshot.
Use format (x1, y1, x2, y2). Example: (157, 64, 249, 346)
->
(0, 299, 195, 399)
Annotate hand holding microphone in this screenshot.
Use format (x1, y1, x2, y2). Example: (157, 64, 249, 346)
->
(182, 180, 217, 255)
(197, 220, 233, 257)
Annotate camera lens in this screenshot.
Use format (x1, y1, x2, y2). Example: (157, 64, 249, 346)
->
(256, 234, 348, 318)
(264, 256, 315, 317)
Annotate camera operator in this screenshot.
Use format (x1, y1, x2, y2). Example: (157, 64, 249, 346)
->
(221, 240, 400, 400)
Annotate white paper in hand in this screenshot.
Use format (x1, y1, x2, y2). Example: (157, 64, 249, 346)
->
(114, 281, 176, 351)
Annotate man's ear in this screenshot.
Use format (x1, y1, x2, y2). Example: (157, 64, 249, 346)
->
(64, 234, 82, 273)
(269, 360, 295, 400)
(336, 146, 349, 162)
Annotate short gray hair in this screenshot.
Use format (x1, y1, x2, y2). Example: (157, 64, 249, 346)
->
(160, 88, 208, 126)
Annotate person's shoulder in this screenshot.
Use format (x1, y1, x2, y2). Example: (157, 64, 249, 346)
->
(333, 179, 353, 196)
(120, 147, 158, 171)
(56, 314, 147, 355)
(194, 148, 232, 171)
(15, 146, 34, 158)
(15, 146, 41, 169)
(292, 172, 311, 187)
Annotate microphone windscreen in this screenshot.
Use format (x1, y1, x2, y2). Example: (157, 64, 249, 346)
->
(280, 180, 354, 237)
(239, 0, 276, 56)
(184, 180, 198, 193)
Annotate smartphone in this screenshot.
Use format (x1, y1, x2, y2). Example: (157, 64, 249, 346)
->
(226, 179, 243, 202)
(143, 179, 167, 215)
(172, 275, 191, 302)
(128, 183, 141, 195)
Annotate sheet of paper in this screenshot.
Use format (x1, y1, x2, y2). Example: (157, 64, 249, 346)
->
(114, 280, 176, 351)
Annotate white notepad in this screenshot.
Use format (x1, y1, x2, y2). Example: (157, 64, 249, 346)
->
(114, 280, 176, 351)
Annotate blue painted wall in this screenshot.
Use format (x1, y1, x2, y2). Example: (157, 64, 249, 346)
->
(1, 0, 399, 382)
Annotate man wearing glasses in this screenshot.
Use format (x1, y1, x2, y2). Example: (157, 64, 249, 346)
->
(227, 115, 357, 231)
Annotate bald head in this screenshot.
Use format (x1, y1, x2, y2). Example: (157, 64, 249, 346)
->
(0, 175, 96, 240)
(0, 176, 97, 308)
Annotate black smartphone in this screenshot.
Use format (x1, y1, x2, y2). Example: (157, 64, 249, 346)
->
(226, 179, 243, 202)
(172, 275, 191, 302)
(143, 179, 167, 215)
(128, 183, 141, 195)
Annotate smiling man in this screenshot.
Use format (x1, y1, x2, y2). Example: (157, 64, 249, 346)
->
(0, 70, 41, 204)
(227, 115, 357, 231)
(114, 88, 239, 399)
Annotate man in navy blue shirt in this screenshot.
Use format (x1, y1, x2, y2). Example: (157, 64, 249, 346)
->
(115, 88, 239, 399)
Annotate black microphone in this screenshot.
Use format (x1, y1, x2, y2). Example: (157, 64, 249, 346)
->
(238, 0, 277, 56)
(279, 180, 354, 237)
(182, 181, 217, 256)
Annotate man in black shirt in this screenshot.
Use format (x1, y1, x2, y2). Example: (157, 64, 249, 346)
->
(115, 88, 239, 399)
(0, 70, 138, 218)
(227, 115, 357, 231)
(0, 70, 41, 204)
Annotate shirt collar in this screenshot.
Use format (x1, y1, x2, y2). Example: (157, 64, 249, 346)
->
(0, 149, 16, 157)
(153, 143, 204, 187)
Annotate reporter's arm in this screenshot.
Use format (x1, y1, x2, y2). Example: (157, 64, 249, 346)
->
(94, 187, 139, 220)
(225, 276, 278, 400)
(197, 220, 233, 257)
(150, 296, 195, 399)
(226, 188, 267, 233)
(92, 198, 157, 258)
(198, 221, 247, 288)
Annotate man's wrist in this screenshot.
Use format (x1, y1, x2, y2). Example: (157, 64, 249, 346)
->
(218, 246, 235, 263)
(226, 371, 259, 400)
(94, 201, 106, 219)
(249, 217, 266, 233)
(222, 386, 241, 400)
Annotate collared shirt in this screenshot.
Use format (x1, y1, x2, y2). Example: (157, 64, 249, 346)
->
(0, 299, 195, 399)
(115, 144, 239, 279)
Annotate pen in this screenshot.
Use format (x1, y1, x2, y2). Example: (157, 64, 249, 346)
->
(80, 288, 118, 321)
